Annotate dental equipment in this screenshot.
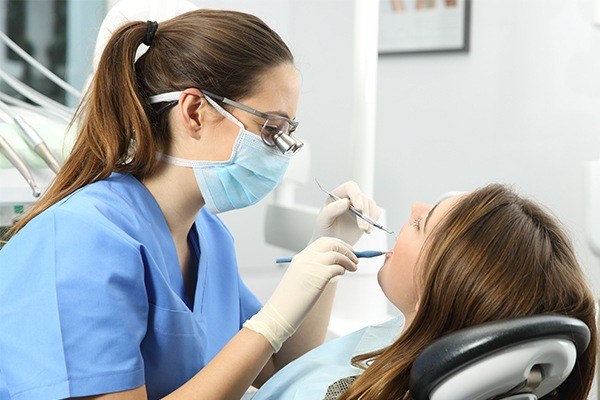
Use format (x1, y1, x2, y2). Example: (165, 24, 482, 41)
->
(0, 134, 41, 197)
(0, 92, 62, 120)
(0, 31, 82, 99)
(275, 249, 389, 264)
(315, 178, 394, 234)
(0, 100, 61, 174)
(14, 116, 61, 174)
(0, 69, 74, 122)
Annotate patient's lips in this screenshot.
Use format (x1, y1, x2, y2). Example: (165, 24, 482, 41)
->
(385, 252, 393, 261)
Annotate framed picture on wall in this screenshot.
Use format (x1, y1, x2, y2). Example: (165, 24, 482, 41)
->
(379, 0, 471, 55)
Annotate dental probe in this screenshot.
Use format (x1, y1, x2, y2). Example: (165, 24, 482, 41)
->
(0, 134, 41, 197)
(276, 250, 390, 264)
(0, 100, 61, 174)
(315, 178, 394, 234)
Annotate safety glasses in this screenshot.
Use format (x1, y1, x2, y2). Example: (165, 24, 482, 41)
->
(201, 90, 303, 155)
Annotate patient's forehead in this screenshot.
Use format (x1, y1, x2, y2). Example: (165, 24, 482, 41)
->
(427, 194, 466, 232)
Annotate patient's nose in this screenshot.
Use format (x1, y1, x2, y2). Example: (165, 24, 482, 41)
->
(411, 202, 431, 216)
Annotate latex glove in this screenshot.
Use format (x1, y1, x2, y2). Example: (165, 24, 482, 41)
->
(243, 237, 358, 352)
(312, 181, 382, 246)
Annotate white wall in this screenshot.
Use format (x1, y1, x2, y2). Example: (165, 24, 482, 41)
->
(376, 0, 600, 295)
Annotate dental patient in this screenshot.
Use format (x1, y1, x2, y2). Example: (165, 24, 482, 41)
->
(252, 184, 597, 400)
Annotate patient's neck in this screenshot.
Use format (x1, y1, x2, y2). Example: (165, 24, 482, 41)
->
(402, 311, 415, 329)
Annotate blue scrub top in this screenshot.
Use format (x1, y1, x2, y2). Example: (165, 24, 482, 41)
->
(0, 173, 262, 400)
(252, 317, 405, 400)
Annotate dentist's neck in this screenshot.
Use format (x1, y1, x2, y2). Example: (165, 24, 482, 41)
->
(142, 161, 204, 241)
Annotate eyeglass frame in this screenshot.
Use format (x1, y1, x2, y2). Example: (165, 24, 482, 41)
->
(148, 89, 302, 153)
(200, 90, 299, 143)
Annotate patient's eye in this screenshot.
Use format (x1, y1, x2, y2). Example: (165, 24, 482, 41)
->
(411, 217, 422, 230)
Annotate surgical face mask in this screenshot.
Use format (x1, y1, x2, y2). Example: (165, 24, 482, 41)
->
(160, 96, 292, 214)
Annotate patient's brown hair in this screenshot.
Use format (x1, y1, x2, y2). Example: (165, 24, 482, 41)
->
(341, 184, 597, 400)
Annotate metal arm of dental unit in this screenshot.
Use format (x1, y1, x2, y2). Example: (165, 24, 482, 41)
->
(0, 100, 62, 174)
(13, 115, 62, 174)
(0, 134, 41, 198)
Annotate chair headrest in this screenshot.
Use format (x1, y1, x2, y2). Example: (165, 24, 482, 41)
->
(409, 314, 590, 400)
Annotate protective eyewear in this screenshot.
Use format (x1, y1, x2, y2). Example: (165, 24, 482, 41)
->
(201, 90, 303, 155)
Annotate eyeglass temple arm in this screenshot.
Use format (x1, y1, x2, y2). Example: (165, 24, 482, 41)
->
(201, 90, 262, 117)
(201, 89, 298, 127)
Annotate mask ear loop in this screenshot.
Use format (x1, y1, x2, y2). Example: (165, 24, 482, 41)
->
(202, 94, 245, 130)
(148, 91, 245, 131)
(148, 91, 182, 104)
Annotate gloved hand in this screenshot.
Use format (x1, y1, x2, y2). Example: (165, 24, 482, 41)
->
(243, 237, 358, 352)
(311, 181, 382, 246)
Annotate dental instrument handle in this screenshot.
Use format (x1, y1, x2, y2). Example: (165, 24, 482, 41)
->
(314, 178, 394, 234)
(324, 188, 394, 234)
(354, 250, 387, 258)
(346, 205, 393, 234)
(0, 135, 41, 197)
(14, 115, 61, 174)
(276, 249, 387, 264)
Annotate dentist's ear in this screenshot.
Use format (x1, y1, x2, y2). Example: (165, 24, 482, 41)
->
(178, 88, 207, 139)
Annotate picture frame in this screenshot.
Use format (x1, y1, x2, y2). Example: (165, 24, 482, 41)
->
(379, 0, 471, 55)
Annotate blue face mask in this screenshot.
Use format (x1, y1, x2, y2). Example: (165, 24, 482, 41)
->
(160, 96, 292, 214)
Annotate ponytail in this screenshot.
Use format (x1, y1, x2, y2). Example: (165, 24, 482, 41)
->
(9, 21, 160, 236)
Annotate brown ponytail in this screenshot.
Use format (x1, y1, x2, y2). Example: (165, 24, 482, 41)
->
(8, 9, 293, 236)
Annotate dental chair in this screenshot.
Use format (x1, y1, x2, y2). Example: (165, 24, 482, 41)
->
(409, 314, 591, 400)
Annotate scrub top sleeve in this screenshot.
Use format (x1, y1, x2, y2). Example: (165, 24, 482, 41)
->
(238, 275, 262, 326)
(0, 209, 148, 399)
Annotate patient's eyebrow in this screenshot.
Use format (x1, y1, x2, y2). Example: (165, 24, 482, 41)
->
(424, 202, 440, 234)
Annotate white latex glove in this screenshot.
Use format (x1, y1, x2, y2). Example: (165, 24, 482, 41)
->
(243, 237, 358, 352)
(312, 181, 382, 246)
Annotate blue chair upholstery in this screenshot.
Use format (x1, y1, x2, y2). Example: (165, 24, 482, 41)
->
(409, 314, 590, 400)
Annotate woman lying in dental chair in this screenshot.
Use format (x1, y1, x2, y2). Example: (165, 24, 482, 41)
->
(252, 184, 597, 400)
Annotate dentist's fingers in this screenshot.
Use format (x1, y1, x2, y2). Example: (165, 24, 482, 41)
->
(332, 181, 362, 208)
(309, 236, 358, 262)
(358, 197, 382, 233)
(330, 181, 383, 233)
(322, 250, 358, 272)
(355, 215, 371, 233)
(304, 237, 358, 273)
(316, 198, 351, 226)
(313, 180, 384, 245)
(368, 197, 382, 221)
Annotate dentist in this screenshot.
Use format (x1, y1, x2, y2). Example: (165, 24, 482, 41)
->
(0, 9, 379, 400)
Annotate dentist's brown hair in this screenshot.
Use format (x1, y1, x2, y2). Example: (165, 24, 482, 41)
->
(8, 9, 293, 237)
(342, 184, 596, 400)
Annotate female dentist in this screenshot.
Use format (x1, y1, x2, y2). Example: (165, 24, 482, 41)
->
(0, 9, 380, 400)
